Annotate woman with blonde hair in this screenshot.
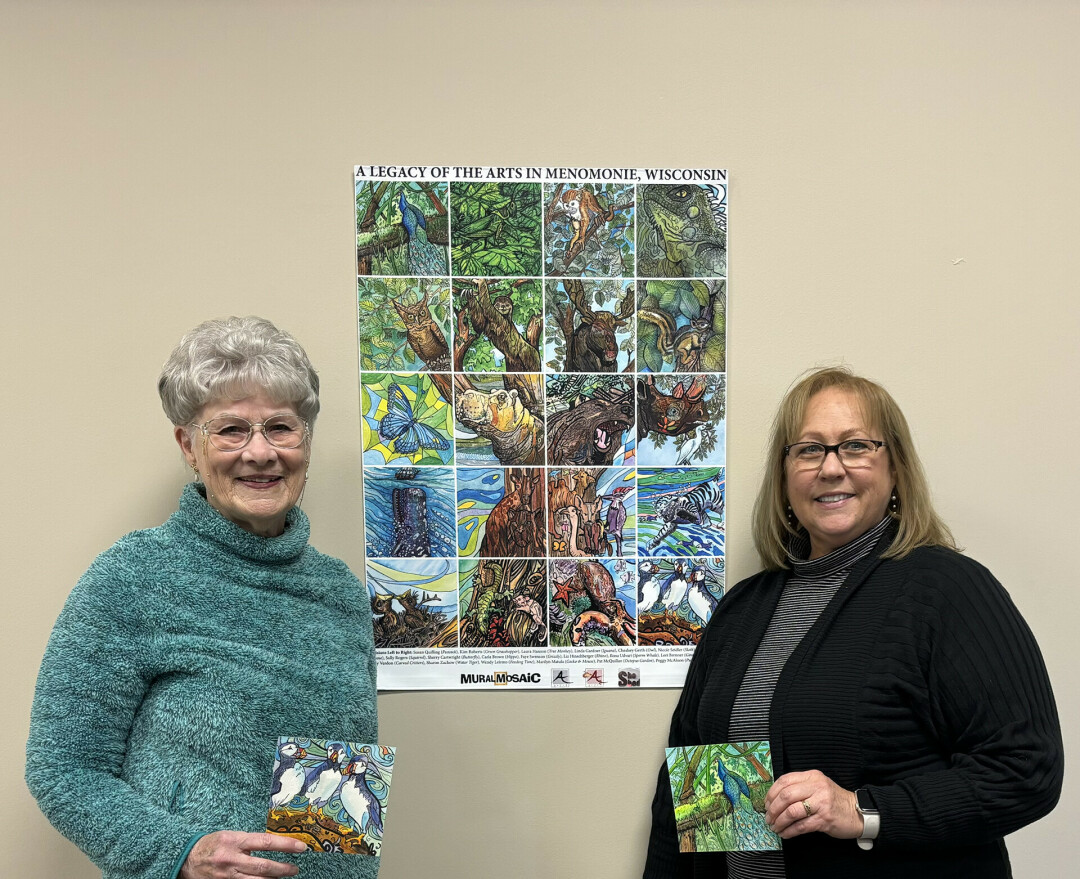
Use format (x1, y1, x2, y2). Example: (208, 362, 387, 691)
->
(645, 366, 1062, 878)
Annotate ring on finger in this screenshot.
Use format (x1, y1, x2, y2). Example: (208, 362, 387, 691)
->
(802, 799, 813, 818)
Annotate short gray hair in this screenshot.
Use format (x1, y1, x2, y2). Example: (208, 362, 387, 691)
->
(158, 316, 320, 427)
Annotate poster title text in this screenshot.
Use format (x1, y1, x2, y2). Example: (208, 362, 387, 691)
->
(355, 166, 727, 183)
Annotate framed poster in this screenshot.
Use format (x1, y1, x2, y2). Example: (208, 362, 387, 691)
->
(356, 165, 726, 689)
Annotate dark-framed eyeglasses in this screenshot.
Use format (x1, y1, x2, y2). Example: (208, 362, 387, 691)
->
(194, 414, 309, 451)
(783, 439, 886, 469)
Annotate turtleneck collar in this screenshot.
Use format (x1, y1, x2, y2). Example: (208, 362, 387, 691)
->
(787, 515, 893, 579)
(174, 482, 310, 564)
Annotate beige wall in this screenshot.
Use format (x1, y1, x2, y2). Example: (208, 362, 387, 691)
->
(3, 2, 1076, 876)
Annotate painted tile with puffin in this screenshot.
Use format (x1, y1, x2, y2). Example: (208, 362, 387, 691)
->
(267, 737, 396, 856)
(356, 166, 728, 687)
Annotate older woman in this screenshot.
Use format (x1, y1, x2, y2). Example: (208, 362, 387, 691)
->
(644, 367, 1062, 879)
(26, 317, 379, 879)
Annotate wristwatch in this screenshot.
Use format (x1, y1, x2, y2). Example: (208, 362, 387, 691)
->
(855, 788, 880, 850)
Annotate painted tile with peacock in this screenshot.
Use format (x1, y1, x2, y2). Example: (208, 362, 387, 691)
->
(665, 742, 781, 852)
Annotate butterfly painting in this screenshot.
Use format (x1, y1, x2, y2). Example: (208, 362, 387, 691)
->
(379, 383, 451, 453)
(362, 373, 454, 467)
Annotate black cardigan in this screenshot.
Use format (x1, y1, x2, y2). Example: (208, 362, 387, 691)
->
(644, 530, 1063, 879)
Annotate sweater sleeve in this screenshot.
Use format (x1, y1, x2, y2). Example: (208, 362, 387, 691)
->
(869, 553, 1064, 849)
(25, 551, 203, 879)
(643, 616, 718, 879)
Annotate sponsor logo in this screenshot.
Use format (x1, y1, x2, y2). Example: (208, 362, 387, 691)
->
(583, 668, 605, 687)
(618, 668, 641, 687)
(551, 669, 572, 688)
(460, 672, 543, 686)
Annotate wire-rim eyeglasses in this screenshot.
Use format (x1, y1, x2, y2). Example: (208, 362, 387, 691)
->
(192, 414, 310, 452)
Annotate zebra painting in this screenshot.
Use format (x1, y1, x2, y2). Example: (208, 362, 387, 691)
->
(640, 470, 725, 554)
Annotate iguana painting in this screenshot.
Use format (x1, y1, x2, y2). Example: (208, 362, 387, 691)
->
(637, 183, 726, 278)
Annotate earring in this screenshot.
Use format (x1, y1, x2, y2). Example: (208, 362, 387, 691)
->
(889, 491, 900, 515)
(786, 504, 798, 527)
(191, 463, 199, 476)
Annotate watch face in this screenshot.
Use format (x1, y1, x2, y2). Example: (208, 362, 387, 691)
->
(856, 788, 877, 812)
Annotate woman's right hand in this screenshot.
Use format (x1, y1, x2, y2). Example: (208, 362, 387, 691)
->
(180, 830, 307, 878)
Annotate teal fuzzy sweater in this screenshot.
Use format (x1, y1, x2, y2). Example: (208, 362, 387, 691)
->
(26, 484, 380, 879)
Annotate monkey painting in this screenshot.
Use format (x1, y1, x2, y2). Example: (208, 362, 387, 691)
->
(559, 187, 614, 261)
(393, 291, 450, 371)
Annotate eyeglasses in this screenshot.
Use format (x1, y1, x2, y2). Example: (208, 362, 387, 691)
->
(195, 414, 309, 451)
(784, 439, 886, 469)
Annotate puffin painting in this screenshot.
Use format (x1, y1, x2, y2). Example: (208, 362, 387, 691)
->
(302, 744, 347, 810)
(269, 741, 308, 809)
(339, 754, 386, 838)
(638, 560, 662, 612)
(660, 561, 689, 613)
(686, 566, 718, 624)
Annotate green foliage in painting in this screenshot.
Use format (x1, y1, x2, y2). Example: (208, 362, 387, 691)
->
(546, 373, 629, 409)
(665, 742, 780, 853)
(358, 278, 451, 372)
(450, 182, 542, 276)
(543, 182, 635, 277)
(638, 279, 725, 373)
(455, 279, 542, 373)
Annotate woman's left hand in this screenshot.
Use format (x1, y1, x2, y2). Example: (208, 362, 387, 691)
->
(764, 770, 863, 839)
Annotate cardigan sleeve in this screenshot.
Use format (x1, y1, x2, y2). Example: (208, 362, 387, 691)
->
(868, 551, 1063, 849)
(643, 612, 720, 879)
(25, 549, 203, 879)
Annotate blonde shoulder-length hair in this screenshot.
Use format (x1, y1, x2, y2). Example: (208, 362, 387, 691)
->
(751, 367, 957, 570)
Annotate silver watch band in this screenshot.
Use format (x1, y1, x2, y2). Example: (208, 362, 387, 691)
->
(856, 789, 880, 850)
(857, 809, 880, 849)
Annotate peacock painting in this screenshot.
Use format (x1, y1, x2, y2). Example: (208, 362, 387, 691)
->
(664, 741, 781, 853)
(355, 180, 449, 276)
(398, 192, 448, 276)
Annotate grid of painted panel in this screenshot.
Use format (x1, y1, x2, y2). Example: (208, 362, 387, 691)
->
(357, 174, 726, 652)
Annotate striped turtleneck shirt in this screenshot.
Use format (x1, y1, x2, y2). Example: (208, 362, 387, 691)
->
(726, 516, 891, 879)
